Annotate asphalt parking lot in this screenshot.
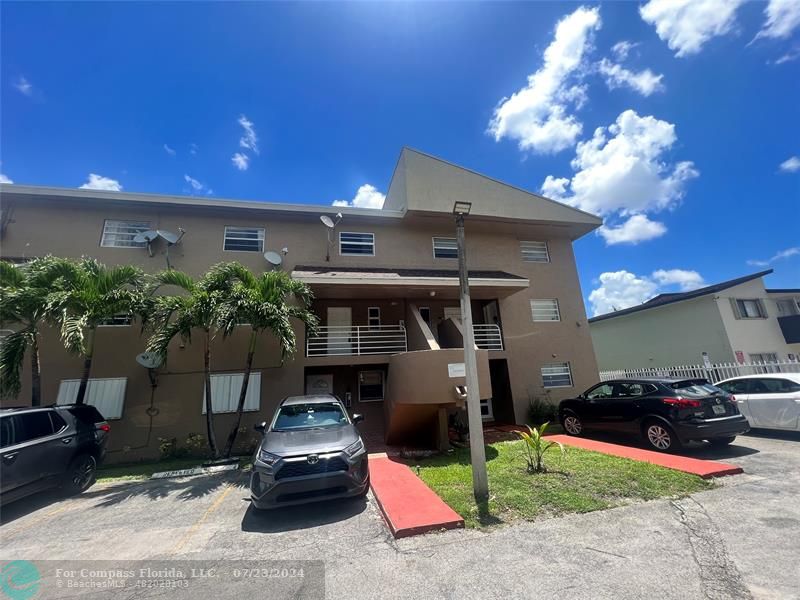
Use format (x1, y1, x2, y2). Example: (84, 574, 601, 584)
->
(2, 430, 799, 600)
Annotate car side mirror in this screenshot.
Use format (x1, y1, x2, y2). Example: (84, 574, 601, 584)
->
(352, 414, 364, 424)
(254, 422, 267, 434)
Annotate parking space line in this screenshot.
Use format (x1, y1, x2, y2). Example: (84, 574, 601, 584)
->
(169, 474, 242, 555)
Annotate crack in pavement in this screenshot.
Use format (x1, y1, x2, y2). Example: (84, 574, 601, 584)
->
(671, 498, 752, 600)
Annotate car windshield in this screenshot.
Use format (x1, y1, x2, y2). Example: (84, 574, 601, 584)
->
(671, 381, 725, 398)
(272, 402, 348, 431)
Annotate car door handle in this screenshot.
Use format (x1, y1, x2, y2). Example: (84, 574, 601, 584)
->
(61, 437, 73, 444)
(2, 452, 18, 462)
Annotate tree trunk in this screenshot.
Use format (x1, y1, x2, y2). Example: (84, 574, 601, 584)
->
(223, 329, 257, 458)
(30, 333, 41, 407)
(75, 328, 95, 405)
(204, 331, 220, 458)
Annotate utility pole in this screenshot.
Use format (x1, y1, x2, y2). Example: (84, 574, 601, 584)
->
(453, 201, 489, 502)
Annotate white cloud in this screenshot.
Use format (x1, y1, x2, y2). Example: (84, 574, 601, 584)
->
(163, 144, 176, 156)
(184, 174, 212, 195)
(611, 41, 638, 61)
(237, 115, 259, 155)
(488, 6, 601, 154)
(541, 109, 699, 244)
(652, 269, 705, 291)
(190, 143, 198, 155)
(598, 59, 665, 96)
(231, 152, 249, 171)
(747, 246, 800, 267)
(598, 214, 667, 245)
(0, 173, 13, 184)
(779, 155, 800, 172)
(640, 0, 744, 57)
(14, 76, 33, 96)
(332, 184, 386, 209)
(79, 173, 122, 191)
(588, 268, 705, 315)
(755, 0, 800, 40)
(773, 46, 800, 64)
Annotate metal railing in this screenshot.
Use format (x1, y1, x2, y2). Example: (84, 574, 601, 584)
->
(306, 325, 407, 357)
(473, 324, 504, 351)
(599, 360, 800, 383)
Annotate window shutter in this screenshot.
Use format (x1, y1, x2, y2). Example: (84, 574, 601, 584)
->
(757, 299, 768, 318)
(729, 298, 742, 319)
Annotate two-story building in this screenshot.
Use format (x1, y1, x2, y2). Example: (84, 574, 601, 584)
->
(589, 270, 800, 371)
(0, 148, 602, 460)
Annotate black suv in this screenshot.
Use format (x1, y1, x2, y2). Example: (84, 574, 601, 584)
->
(558, 378, 750, 451)
(1, 404, 110, 504)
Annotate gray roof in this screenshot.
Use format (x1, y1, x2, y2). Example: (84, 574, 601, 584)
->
(292, 265, 526, 280)
(589, 270, 774, 323)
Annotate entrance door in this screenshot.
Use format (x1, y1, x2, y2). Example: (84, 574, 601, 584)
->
(327, 307, 352, 354)
(482, 300, 500, 326)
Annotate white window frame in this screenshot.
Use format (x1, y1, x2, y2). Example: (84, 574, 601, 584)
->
(98, 314, 133, 327)
(734, 298, 767, 319)
(541, 363, 573, 389)
(202, 372, 262, 414)
(520, 241, 550, 263)
(339, 232, 375, 256)
(749, 352, 779, 364)
(56, 377, 127, 419)
(223, 226, 265, 253)
(358, 370, 385, 402)
(531, 299, 561, 322)
(367, 307, 381, 327)
(432, 237, 458, 259)
(100, 220, 151, 248)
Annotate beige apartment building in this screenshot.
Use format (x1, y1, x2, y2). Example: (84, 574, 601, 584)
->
(0, 148, 601, 461)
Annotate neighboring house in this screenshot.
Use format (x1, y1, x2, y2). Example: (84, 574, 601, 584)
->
(0, 148, 601, 460)
(589, 270, 800, 371)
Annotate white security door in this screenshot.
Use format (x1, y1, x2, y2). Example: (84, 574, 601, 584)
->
(327, 307, 352, 354)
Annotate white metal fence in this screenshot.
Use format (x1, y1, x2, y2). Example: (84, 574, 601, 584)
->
(600, 360, 800, 384)
(306, 325, 407, 357)
(473, 324, 504, 351)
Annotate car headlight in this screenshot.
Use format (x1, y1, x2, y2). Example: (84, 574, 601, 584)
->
(258, 449, 281, 466)
(344, 438, 365, 457)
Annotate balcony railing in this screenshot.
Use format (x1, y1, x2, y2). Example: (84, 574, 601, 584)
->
(473, 324, 504, 351)
(306, 325, 408, 357)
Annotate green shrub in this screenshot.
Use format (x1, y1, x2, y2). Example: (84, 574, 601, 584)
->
(516, 422, 565, 473)
(528, 396, 557, 425)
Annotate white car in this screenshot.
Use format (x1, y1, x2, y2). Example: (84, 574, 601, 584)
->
(716, 374, 800, 431)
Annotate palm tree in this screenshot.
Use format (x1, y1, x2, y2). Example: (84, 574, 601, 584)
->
(146, 269, 229, 458)
(210, 262, 318, 457)
(48, 258, 146, 405)
(0, 256, 75, 405)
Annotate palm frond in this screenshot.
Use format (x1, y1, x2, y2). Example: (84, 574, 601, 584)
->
(0, 330, 31, 398)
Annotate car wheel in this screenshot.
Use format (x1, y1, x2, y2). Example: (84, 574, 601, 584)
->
(561, 412, 583, 436)
(64, 454, 97, 495)
(643, 421, 680, 452)
(708, 436, 736, 446)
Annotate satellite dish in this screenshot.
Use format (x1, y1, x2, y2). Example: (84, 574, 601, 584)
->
(136, 352, 163, 369)
(320, 215, 335, 229)
(157, 229, 179, 244)
(134, 230, 158, 244)
(264, 251, 282, 266)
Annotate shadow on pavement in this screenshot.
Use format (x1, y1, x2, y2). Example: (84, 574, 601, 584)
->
(0, 489, 69, 526)
(83, 471, 248, 508)
(743, 428, 800, 442)
(240, 496, 368, 533)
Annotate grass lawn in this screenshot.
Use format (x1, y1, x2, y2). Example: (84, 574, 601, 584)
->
(412, 440, 714, 528)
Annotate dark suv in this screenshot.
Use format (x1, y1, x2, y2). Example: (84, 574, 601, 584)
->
(558, 378, 750, 451)
(1, 404, 109, 504)
(250, 394, 369, 509)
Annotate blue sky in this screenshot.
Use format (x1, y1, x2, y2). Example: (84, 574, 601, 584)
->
(2, 1, 798, 314)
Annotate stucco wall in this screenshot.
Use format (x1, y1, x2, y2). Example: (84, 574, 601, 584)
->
(589, 296, 734, 371)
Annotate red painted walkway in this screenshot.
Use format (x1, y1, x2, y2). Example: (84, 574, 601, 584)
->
(369, 455, 464, 538)
(546, 434, 743, 479)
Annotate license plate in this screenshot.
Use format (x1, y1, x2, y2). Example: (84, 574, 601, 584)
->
(712, 404, 726, 416)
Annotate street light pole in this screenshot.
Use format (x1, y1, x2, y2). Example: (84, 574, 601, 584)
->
(454, 203, 489, 502)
